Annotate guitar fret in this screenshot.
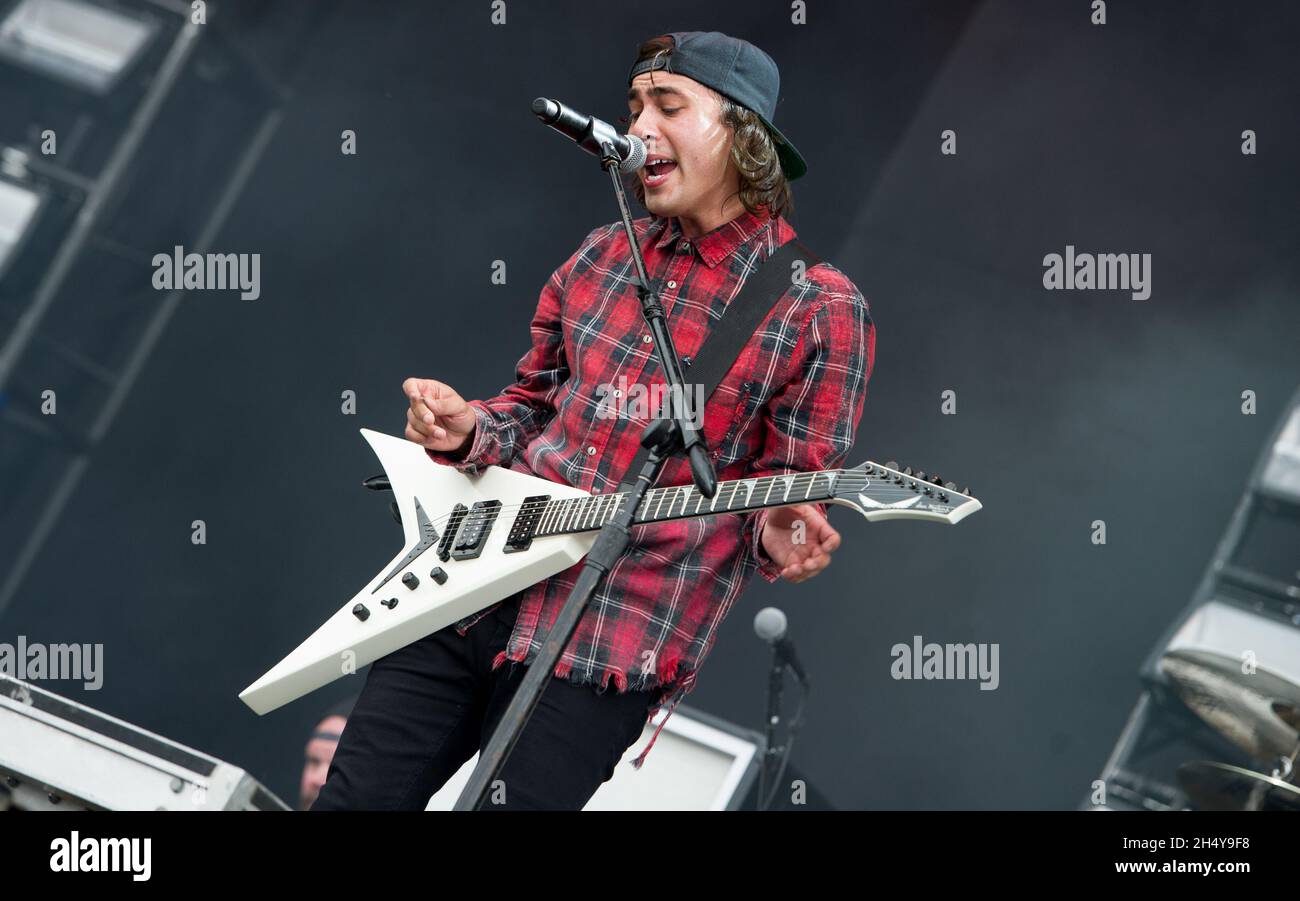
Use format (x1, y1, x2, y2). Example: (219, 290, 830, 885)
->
(526, 471, 834, 538)
(652, 488, 669, 520)
(715, 481, 731, 512)
(739, 479, 756, 511)
(709, 483, 726, 513)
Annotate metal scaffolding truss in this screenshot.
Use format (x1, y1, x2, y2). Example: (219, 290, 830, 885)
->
(0, 0, 288, 618)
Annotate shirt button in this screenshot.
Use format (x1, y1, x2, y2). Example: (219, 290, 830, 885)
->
(667, 280, 677, 289)
(586, 446, 596, 455)
(678, 242, 690, 253)
(643, 334, 652, 344)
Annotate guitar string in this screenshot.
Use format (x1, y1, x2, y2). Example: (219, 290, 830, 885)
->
(406, 471, 965, 535)
(420, 472, 951, 529)
(417, 471, 851, 530)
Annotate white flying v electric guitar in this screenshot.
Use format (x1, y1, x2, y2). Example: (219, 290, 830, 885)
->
(239, 429, 982, 715)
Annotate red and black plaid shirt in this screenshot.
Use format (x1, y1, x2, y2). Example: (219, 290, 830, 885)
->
(427, 206, 875, 766)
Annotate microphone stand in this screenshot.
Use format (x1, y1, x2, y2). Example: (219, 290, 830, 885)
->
(756, 648, 809, 810)
(453, 139, 718, 810)
(758, 645, 786, 809)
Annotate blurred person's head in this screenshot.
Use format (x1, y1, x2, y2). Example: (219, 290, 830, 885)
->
(299, 696, 355, 810)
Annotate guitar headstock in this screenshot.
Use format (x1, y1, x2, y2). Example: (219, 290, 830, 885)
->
(829, 460, 982, 524)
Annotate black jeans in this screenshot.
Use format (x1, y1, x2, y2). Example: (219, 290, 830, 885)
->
(311, 592, 661, 810)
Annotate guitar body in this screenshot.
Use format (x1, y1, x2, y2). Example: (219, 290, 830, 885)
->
(239, 429, 596, 715)
(240, 429, 981, 716)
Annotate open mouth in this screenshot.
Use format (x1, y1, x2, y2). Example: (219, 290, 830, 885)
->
(643, 155, 678, 187)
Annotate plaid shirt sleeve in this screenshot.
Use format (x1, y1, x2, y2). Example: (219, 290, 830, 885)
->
(741, 275, 876, 582)
(426, 228, 602, 473)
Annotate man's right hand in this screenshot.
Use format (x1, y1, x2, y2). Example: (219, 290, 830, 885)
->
(403, 377, 477, 454)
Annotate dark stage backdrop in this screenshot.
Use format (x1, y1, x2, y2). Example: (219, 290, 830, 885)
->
(2, 0, 1297, 810)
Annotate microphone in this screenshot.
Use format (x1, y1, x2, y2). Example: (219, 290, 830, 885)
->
(754, 608, 810, 688)
(531, 97, 646, 173)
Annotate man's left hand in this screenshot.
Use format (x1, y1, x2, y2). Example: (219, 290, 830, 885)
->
(760, 503, 841, 583)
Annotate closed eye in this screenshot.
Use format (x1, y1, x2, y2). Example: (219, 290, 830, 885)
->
(620, 108, 681, 125)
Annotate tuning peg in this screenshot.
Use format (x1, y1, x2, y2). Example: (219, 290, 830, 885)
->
(961, 486, 971, 496)
(944, 481, 957, 491)
(885, 460, 898, 471)
(903, 467, 913, 476)
(915, 470, 926, 481)
(930, 474, 943, 484)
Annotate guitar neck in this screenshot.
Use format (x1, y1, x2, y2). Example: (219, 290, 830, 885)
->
(533, 470, 841, 537)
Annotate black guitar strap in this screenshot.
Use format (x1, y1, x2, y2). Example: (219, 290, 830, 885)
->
(615, 237, 823, 494)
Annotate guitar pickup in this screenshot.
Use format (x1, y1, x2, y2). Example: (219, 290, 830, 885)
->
(450, 500, 501, 560)
(504, 494, 550, 554)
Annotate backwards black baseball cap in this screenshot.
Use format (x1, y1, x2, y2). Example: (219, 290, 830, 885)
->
(627, 31, 807, 181)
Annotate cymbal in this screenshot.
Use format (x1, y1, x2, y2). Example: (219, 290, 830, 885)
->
(1158, 649, 1300, 761)
(1178, 760, 1300, 811)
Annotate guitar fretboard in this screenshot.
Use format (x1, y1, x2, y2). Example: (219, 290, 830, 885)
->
(533, 470, 840, 537)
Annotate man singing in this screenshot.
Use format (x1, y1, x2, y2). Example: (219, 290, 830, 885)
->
(313, 31, 875, 811)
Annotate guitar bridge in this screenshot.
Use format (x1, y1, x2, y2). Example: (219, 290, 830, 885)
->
(437, 504, 468, 562)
